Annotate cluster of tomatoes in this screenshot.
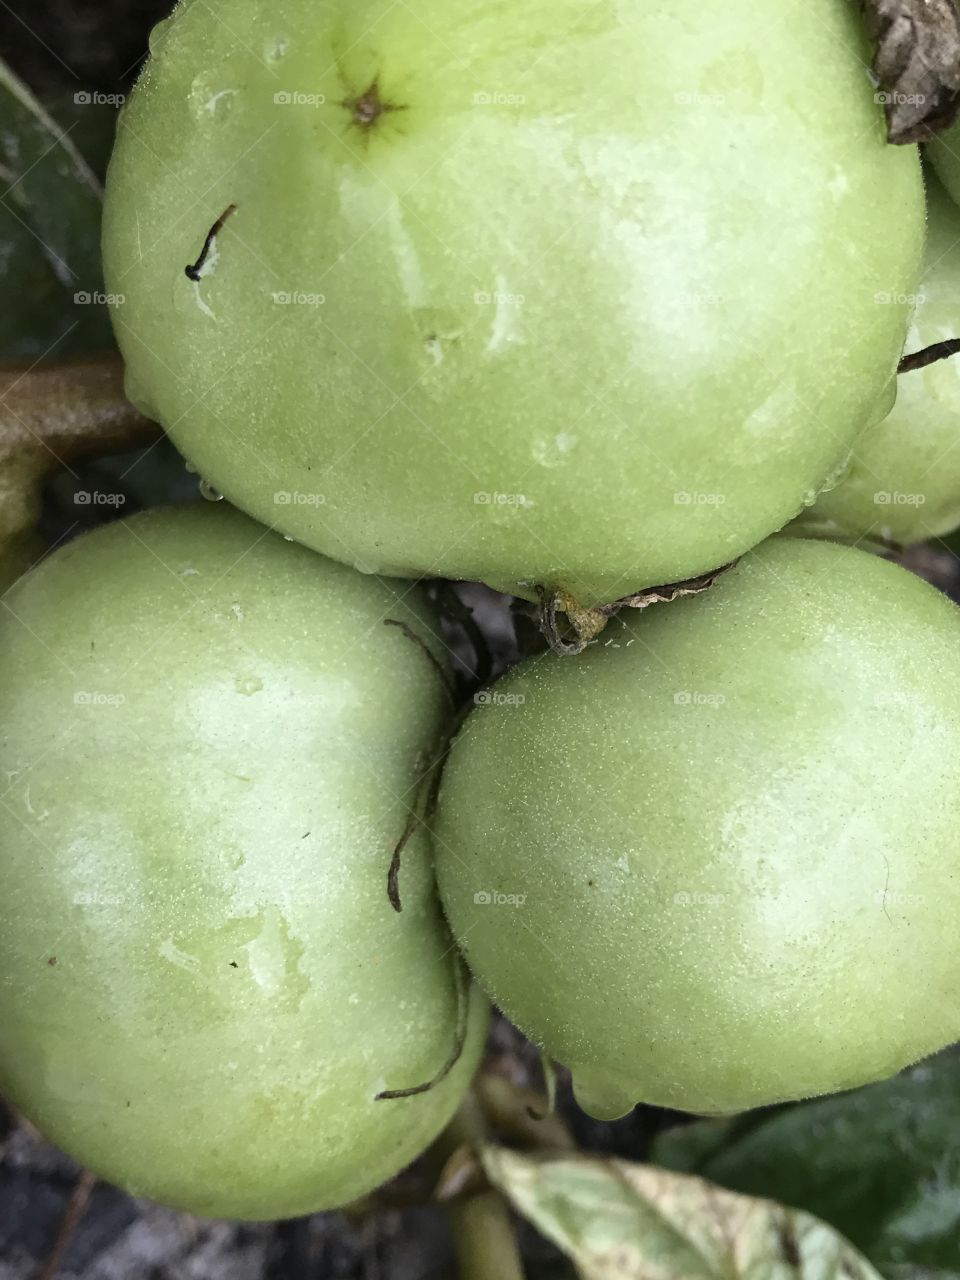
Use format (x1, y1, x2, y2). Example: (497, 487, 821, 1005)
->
(2, 0, 960, 1222)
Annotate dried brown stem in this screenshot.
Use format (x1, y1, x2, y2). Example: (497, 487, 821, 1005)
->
(0, 353, 160, 552)
(35, 1168, 96, 1280)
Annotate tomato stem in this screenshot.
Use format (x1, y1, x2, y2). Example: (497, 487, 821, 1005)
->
(0, 352, 159, 554)
(435, 1096, 525, 1280)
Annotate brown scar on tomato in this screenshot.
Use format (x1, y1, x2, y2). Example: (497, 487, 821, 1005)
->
(185, 204, 238, 281)
(341, 78, 408, 133)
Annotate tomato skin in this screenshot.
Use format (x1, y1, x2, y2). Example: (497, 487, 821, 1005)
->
(798, 170, 960, 545)
(434, 537, 960, 1118)
(0, 505, 486, 1220)
(104, 0, 922, 606)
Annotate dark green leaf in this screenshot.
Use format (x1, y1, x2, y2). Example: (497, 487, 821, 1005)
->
(0, 59, 114, 360)
(653, 1051, 960, 1280)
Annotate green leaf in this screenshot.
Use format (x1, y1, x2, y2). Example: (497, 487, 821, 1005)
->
(481, 1144, 882, 1280)
(653, 1052, 960, 1280)
(0, 59, 113, 360)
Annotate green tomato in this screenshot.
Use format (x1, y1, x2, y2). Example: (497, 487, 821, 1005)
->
(0, 505, 487, 1219)
(434, 537, 960, 1118)
(103, 0, 923, 607)
(798, 170, 960, 545)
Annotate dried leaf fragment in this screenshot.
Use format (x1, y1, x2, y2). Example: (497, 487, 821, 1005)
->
(482, 1145, 884, 1280)
(860, 0, 960, 142)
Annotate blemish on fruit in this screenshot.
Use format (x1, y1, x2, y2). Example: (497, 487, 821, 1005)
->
(47, 957, 56, 967)
(185, 204, 237, 282)
(341, 78, 407, 134)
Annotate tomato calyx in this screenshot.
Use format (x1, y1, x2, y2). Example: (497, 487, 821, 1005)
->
(535, 562, 739, 656)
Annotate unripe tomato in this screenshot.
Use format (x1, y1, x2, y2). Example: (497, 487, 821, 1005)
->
(103, 0, 923, 606)
(0, 506, 487, 1219)
(799, 170, 960, 545)
(434, 537, 960, 1118)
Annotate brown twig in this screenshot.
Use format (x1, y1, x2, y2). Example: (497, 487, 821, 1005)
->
(35, 1168, 96, 1280)
(383, 618, 456, 704)
(898, 338, 960, 374)
(375, 955, 470, 1100)
(0, 353, 160, 552)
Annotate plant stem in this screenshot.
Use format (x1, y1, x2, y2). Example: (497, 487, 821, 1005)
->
(435, 1095, 525, 1280)
(0, 352, 158, 458)
(0, 352, 160, 550)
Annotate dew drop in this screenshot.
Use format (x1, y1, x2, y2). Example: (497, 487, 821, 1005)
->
(199, 478, 224, 502)
(352, 559, 380, 575)
(817, 451, 853, 497)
